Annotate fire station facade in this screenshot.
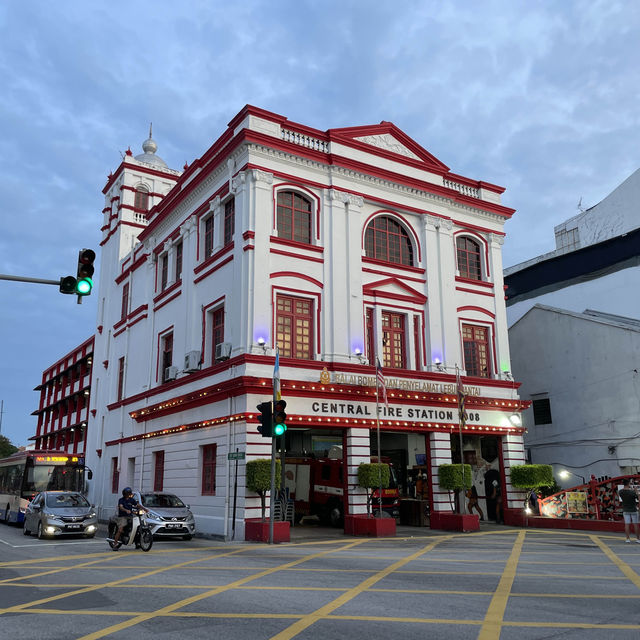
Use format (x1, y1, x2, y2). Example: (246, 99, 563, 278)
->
(84, 106, 526, 538)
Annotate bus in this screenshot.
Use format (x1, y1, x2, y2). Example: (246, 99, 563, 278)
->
(0, 450, 86, 524)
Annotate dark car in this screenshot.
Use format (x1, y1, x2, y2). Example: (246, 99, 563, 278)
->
(133, 491, 196, 540)
(23, 491, 97, 539)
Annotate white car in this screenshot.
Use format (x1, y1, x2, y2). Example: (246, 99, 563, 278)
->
(132, 492, 196, 540)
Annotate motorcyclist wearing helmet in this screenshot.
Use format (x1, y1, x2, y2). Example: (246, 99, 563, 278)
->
(112, 487, 148, 549)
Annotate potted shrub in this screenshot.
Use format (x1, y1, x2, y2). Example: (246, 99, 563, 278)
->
(345, 463, 396, 537)
(510, 464, 554, 523)
(245, 458, 289, 542)
(435, 463, 478, 532)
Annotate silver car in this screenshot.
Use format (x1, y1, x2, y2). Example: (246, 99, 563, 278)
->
(23, 491, 97, 539)
(133, 491, 196, 540)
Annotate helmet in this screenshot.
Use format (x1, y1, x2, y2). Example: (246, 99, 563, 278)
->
(122, 487, 133, 497)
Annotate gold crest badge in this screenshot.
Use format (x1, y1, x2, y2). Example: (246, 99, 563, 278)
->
(319, 367, 330, 385)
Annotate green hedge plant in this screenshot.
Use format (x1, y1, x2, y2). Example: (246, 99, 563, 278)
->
(438, 464, 472, 513)
(510, 464, 554, 489)
(357, 463, 390, 516)
(246, 458, 281, 521)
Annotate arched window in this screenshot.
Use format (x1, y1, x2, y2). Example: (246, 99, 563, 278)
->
(456, 236, 482, 280)
(364, 216, 414, 266)
(134, 186, 150, 212)
(277, 191, 312, 244)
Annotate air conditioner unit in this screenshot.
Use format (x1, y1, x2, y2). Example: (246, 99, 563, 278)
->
(215, 342, 232, 362)
(164, 366, 178, 381)
(184, 350, 201, 372)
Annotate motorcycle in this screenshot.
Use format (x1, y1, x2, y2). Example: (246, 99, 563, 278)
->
(107, 509, 153, 551)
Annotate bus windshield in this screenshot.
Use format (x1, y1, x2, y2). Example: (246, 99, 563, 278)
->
(23, 464, 80, 495)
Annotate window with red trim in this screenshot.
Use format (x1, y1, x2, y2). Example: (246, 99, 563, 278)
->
(456, 236, 482, 280)
(160, 254, 168, 291)
(175, 242, 183, 281)
(161, 333, 173, 382)
(413, 316, 421, 370)
(153, 450, 164, 492)
(462, 323, 491, 377)
(204, 215, 214, 258)
(364, 216, 414, 266)
(366, 308, 375, 363)
(277, 191, 311, 244)
(111, 457, 119, 494)
(117, 356, 125, 402)
(134, 187, 149, 212)
(121, 283, 129, 321)
(382, 312, 406, 368)
(224, 198, 235, 246)
(276, 295, 313, 359)
(211, 307, 224, 363)
(201, 443, 217, 495)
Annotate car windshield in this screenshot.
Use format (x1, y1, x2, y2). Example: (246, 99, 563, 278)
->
(45, 493, 90, 508)
(140, 494, 185, 508)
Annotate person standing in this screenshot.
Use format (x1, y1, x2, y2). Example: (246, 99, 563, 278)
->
(491, 480, 503, 524)
(618, 479, 640, 543)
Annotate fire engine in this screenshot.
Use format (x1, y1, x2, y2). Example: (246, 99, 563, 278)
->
(284, 447, 400, 527)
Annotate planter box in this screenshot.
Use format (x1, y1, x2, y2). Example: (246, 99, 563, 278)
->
(244, 518, 290, 543)
(344, 514, 396, 537)
(430, 512, 479, 532)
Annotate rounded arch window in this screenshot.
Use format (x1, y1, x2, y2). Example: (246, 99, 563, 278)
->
(456, 236, 482, 280)
(277, 190, 312, 244)
(364, 215, 414, 266)
(134, 185, 150, 212)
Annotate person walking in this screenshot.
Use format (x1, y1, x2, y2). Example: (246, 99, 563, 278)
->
(618, 478, 640, 543)
(466, 485, 484, 520)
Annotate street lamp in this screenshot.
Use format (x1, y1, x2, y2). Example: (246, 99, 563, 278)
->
(559, 469, 586, 484)
(509, 413, 522, 427)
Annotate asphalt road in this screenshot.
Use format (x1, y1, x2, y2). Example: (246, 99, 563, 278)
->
(1, 520, 640, 639)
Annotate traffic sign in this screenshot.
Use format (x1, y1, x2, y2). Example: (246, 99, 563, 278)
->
(228, 451, 246, 460)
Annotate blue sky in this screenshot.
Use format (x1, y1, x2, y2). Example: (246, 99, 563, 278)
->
(1, 1, 639, 447)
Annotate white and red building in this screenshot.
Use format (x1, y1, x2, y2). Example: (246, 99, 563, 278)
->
(80, 106, 527, 538)
(31, 336, 93, 456)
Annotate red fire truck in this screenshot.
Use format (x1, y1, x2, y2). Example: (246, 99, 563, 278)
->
(284, 449, 400, 527)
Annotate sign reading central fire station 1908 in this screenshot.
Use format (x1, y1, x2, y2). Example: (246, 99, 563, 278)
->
(305, 400, 507, 428)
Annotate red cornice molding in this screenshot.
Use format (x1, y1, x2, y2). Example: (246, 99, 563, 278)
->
(193, 254, 234, 284)
(269, 235, 325, 254)
(193, 243, 234, 275)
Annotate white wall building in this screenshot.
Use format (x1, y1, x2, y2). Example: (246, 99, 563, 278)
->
(509, 305, 640, 482)
(505, 168, 640, 486)
(85, 106, 525, 538)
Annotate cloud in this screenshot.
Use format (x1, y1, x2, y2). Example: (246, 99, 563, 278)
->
(0, 0, 639, 446)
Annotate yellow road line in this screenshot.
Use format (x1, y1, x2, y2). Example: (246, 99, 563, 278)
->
(477, 529, 525, 640)
(265, 535, 451, 640)
(0, 546, 251, 615)
(75, 538, 368, 640)
(590, 534, 640, 588)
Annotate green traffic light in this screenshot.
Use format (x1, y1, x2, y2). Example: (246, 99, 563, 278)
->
(274, 423, 286, 436)
(76, 278, 93, 295)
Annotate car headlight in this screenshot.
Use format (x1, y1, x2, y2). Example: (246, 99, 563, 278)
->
(147, 511, 161, 519)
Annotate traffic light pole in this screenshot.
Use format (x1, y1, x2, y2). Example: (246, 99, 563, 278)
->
(268, 385, 277, 545)
(0, 274, 61, 285)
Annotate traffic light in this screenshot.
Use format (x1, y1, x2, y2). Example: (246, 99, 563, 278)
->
(256, 401, 273, 437)
(274, 399, 287, 437)
(76, 249, 96, 297)
(59, 275, 77, 294)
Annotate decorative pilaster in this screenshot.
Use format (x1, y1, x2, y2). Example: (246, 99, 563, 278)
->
(345, 427, 371, 515)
